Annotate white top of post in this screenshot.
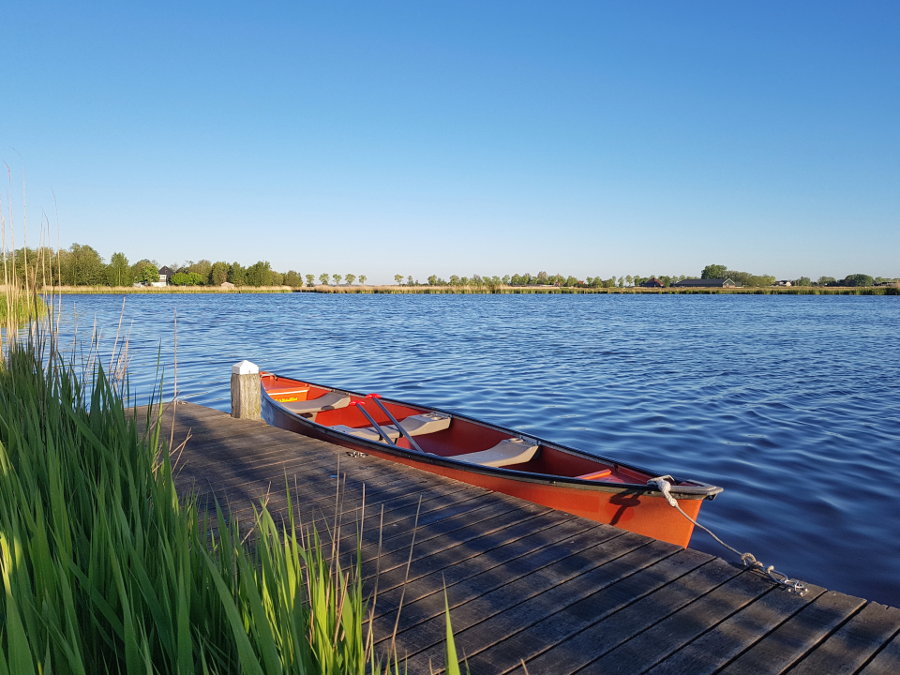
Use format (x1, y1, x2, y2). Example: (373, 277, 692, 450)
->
(232, 360, 259, 375)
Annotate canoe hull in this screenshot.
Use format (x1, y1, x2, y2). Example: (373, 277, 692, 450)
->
(262, 386, 714, 548)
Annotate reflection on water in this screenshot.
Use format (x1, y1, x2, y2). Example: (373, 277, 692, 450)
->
(53, 292, 900, 605)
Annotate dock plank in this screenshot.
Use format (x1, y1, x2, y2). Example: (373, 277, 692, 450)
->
(789, 601, 900, 673)
(860, 630, 900, 674)
(154, 403, 900, 673)
(522, 556, 743, 674)
(404, 539, 682, 672)
(585, 569, 774, 672)
(644, 583, 826, 674)
(471, 549, 724, 674)
(718, 590, 868, 673)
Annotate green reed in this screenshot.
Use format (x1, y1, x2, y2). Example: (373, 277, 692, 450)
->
(0, 313, 455, 672)
(0, 292, 46, 323)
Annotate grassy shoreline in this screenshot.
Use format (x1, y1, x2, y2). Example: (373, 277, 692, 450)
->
(50, 284, 900, 296)
(0, 285, 468, 671)
(0, 336, 403, 671)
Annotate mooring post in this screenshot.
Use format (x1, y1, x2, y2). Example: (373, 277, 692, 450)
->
(231, 360, 261, 420)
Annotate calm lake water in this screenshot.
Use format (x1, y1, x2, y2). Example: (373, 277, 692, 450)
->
(54, 293, 900, 605)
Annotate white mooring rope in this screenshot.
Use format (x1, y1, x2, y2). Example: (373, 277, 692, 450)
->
(648, 476, 808, 595)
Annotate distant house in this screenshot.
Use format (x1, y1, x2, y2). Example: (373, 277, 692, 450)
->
(640, 278, 664, 288)
(777, 280, 793, 287)
(219, 281, 235, 290)
(672, 278, 739, 288)
(147, 266, 175, 288)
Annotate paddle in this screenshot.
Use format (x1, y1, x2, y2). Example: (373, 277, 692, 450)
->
(366, 394, 426, 454)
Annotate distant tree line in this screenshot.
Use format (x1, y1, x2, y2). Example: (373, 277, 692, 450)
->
(700, 264, 895, 288)
(2, 245, 894, 290)
(400, 272, 692, 289)
(1, 244, 366, 289)
(392, 266, 897, 288)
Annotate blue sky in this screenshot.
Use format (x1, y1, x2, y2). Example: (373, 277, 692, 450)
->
(3, 1, 898, 283)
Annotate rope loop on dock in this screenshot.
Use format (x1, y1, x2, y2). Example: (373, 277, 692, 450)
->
(648, 476, 808, 596)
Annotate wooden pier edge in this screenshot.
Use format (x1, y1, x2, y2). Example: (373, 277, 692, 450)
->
(151, 401, 900, 674)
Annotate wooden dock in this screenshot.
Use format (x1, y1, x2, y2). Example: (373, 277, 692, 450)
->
(158, 402, 900, 673)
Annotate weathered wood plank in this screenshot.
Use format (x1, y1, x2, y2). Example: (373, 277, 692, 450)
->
(644, 583, 826, 674)
(372, 521, 628, 648)
(402, 539, 680, 672)
(522, 556, 744, 674)
(584, 569, 774, 672)
(718, 590, 867, 673)
(860, 629, 900, 674)
(789, 601, 900, 674)
(384, 532, 658, 667)
(368, 515, 605, 620)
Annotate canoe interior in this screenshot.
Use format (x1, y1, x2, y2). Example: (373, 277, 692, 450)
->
(261, 372, 720, 547)
(265, 375, 674, 485)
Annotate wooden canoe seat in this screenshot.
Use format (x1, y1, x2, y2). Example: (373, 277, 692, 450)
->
(281, 392, 351, 415)
(452, 438, 539, 468)
(331, 412, 451, 443)
(390, 412, 452, 436)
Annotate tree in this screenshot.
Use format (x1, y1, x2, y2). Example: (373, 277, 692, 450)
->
(358, 275, 367, 285)
(187, 259, 213, 284)
(8, 246, 53, 287)
(106, 252, 131, 286)
(427, 275, 438, 286)
(394, 274, 403, 285)
(407, 275, 414, 286)
(245, 261, 273, 287)
(305, 274, 315, 287)
(227, 262, 246, 286)
(137, 263, 159, 285)
(210, 261, 229, 286)
(283, 270, 302, 287)
(795, 277, 811, 286)
(61, 243, 105, 286)
(318, 273, 329, 285)
(331, 273, 341, 286)
(345, 273, 356, 285)
(128, 259, 158, 285)
(701, 264, 728, 279)
(838, 273, 874, 287)
(725, 270, 775, 287)
(171, 272, 204, 286)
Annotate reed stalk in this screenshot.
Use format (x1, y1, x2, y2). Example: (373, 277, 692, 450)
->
(0, 325, 391, 671)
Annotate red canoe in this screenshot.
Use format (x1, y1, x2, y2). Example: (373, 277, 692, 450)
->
(261, 371, 722, 547)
